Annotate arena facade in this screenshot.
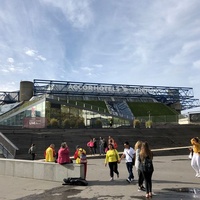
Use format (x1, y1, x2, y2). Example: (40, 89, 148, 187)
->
(0, 79, 199, 128)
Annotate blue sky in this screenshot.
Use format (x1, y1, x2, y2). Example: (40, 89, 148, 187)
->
(0, 0, 200, 113)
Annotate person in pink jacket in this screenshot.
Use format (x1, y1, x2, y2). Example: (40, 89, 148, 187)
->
(57, 142, 71, 164)
(87, 139, 95, 155)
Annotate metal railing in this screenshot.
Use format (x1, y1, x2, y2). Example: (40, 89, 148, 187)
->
(0, 132, 19, 158)
(135, 115, 179, 123)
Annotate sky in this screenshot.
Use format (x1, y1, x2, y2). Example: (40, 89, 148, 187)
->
(0, 0, 200, 113)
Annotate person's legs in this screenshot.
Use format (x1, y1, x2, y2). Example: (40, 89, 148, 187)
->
(113, 162, 119, 177)
(126, 162, 134, 180)
(92, 147, 95, 155)
(31, 153, 35, 160)
(99, 146, 102, 155)
(146, 171, 153, 196)
(143, 172, 149, 197)
(191, 153, 199, 175)
(89, 147, 92, 155)
(108, 162, 114, 179)
(138, 169, 145, 189)
(196, 154, 200, 174)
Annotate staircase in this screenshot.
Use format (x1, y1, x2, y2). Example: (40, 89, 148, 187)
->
(105, 101, 134, 120)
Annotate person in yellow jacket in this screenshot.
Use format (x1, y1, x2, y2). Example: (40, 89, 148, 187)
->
(74, 145, 87, 179)
(105, 143, 120, 181)
(45, 144, 56, 162)
(191, 137, 200, 177)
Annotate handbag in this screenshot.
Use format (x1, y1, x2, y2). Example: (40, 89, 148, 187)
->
(188, 152, 193, 159)
(126, 151, 135, 166)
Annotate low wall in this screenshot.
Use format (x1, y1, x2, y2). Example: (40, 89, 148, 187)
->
(0, 158, 84, 182)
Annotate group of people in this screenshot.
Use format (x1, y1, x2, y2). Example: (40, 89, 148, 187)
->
(104, 140, 154, 198)
(190, 137, 200, 178)
(28, 137, 154, 198)
(28, 135, 200, 198)
(28, 142, 88, 179)
(86, 136, 118, 155)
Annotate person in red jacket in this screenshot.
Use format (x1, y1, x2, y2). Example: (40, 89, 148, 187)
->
(74, 145, 87, 179)
(57, 142, 71, 164)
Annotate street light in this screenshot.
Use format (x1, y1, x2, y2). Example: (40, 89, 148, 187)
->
(148, 111, 151, 121)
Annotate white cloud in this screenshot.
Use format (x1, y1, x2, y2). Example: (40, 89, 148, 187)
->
(25, 49, 37, 57)
(35, 55, 46, 61)
(24, 48, 46, 61)
(1, 69, 9, 73)
(170, 40, 200, 65)
(193, 60, 200, 69)
(72, 69, 79, 73)
(93, 64, 103, 68)
(7, 58, 14, 63)
(42, 0, 93, 28)
(81, 66, 93, 71)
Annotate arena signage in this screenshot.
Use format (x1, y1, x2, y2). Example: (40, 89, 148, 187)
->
(66, 84, 149, 95)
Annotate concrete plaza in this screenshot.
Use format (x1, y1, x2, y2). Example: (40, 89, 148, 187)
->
(0, 154, 200, 200)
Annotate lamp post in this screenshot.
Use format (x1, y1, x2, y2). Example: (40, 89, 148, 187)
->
(147, 111, 151, 128)
(148, 111, 151, 121)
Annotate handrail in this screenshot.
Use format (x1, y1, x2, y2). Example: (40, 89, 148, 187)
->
(0, 132, 19, 158)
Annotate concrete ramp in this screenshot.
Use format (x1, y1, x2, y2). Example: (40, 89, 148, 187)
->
(0, 158, 84, 182)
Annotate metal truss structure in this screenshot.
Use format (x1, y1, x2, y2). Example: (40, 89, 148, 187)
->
(0, 79, 199, 110)
(33, 79, 200, 111)
(0, 91, 19, 105)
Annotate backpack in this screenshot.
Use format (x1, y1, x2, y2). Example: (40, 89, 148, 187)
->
(142, 157, 154, 172)
(63, 177, 88, 186)
(79, 149, 87, 164)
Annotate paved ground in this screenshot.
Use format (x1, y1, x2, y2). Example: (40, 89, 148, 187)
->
(0, 154, 200, 200)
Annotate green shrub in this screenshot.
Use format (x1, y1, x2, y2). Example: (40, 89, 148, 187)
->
(145, 120, 152, 128)
(62, 119, 71, 128)
(133, 119, 140, 128)
(94, 119, 102, 128)
(50, 118, 59, 127)
(75, 118, 85, 128)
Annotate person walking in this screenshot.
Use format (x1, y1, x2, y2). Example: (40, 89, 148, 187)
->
(93, 138, 97, 154)
(87, 139, 95, 155)
(28, 143, 36, 160)
(108, 136, 114, 146)
(134, 140, 145, 191)
(45, 144, 56, 162)
(139, 141, 154, 198)
(74, 145, 87, 179)
(105, 143, 120, 181)
(103, 138, 108, 153)
(120, 141, 135, 183)
(57, 142, 71, 164)
(190, 137, 200, 177)
(99, 137, 105, 155)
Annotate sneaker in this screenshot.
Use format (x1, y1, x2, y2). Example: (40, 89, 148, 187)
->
(138, 185, 146, 191)
(149, 192, 152, 197)
(131, 178, 134, 182)
(110, 177, 114, 181)
(145, 194, 149, 198)
(141, 186, 146, 191)
(126, 178, 131, 183)
(197, 174, 200, 178)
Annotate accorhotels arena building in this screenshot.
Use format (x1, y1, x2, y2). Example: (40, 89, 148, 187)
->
(0, 79, 199, 128)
